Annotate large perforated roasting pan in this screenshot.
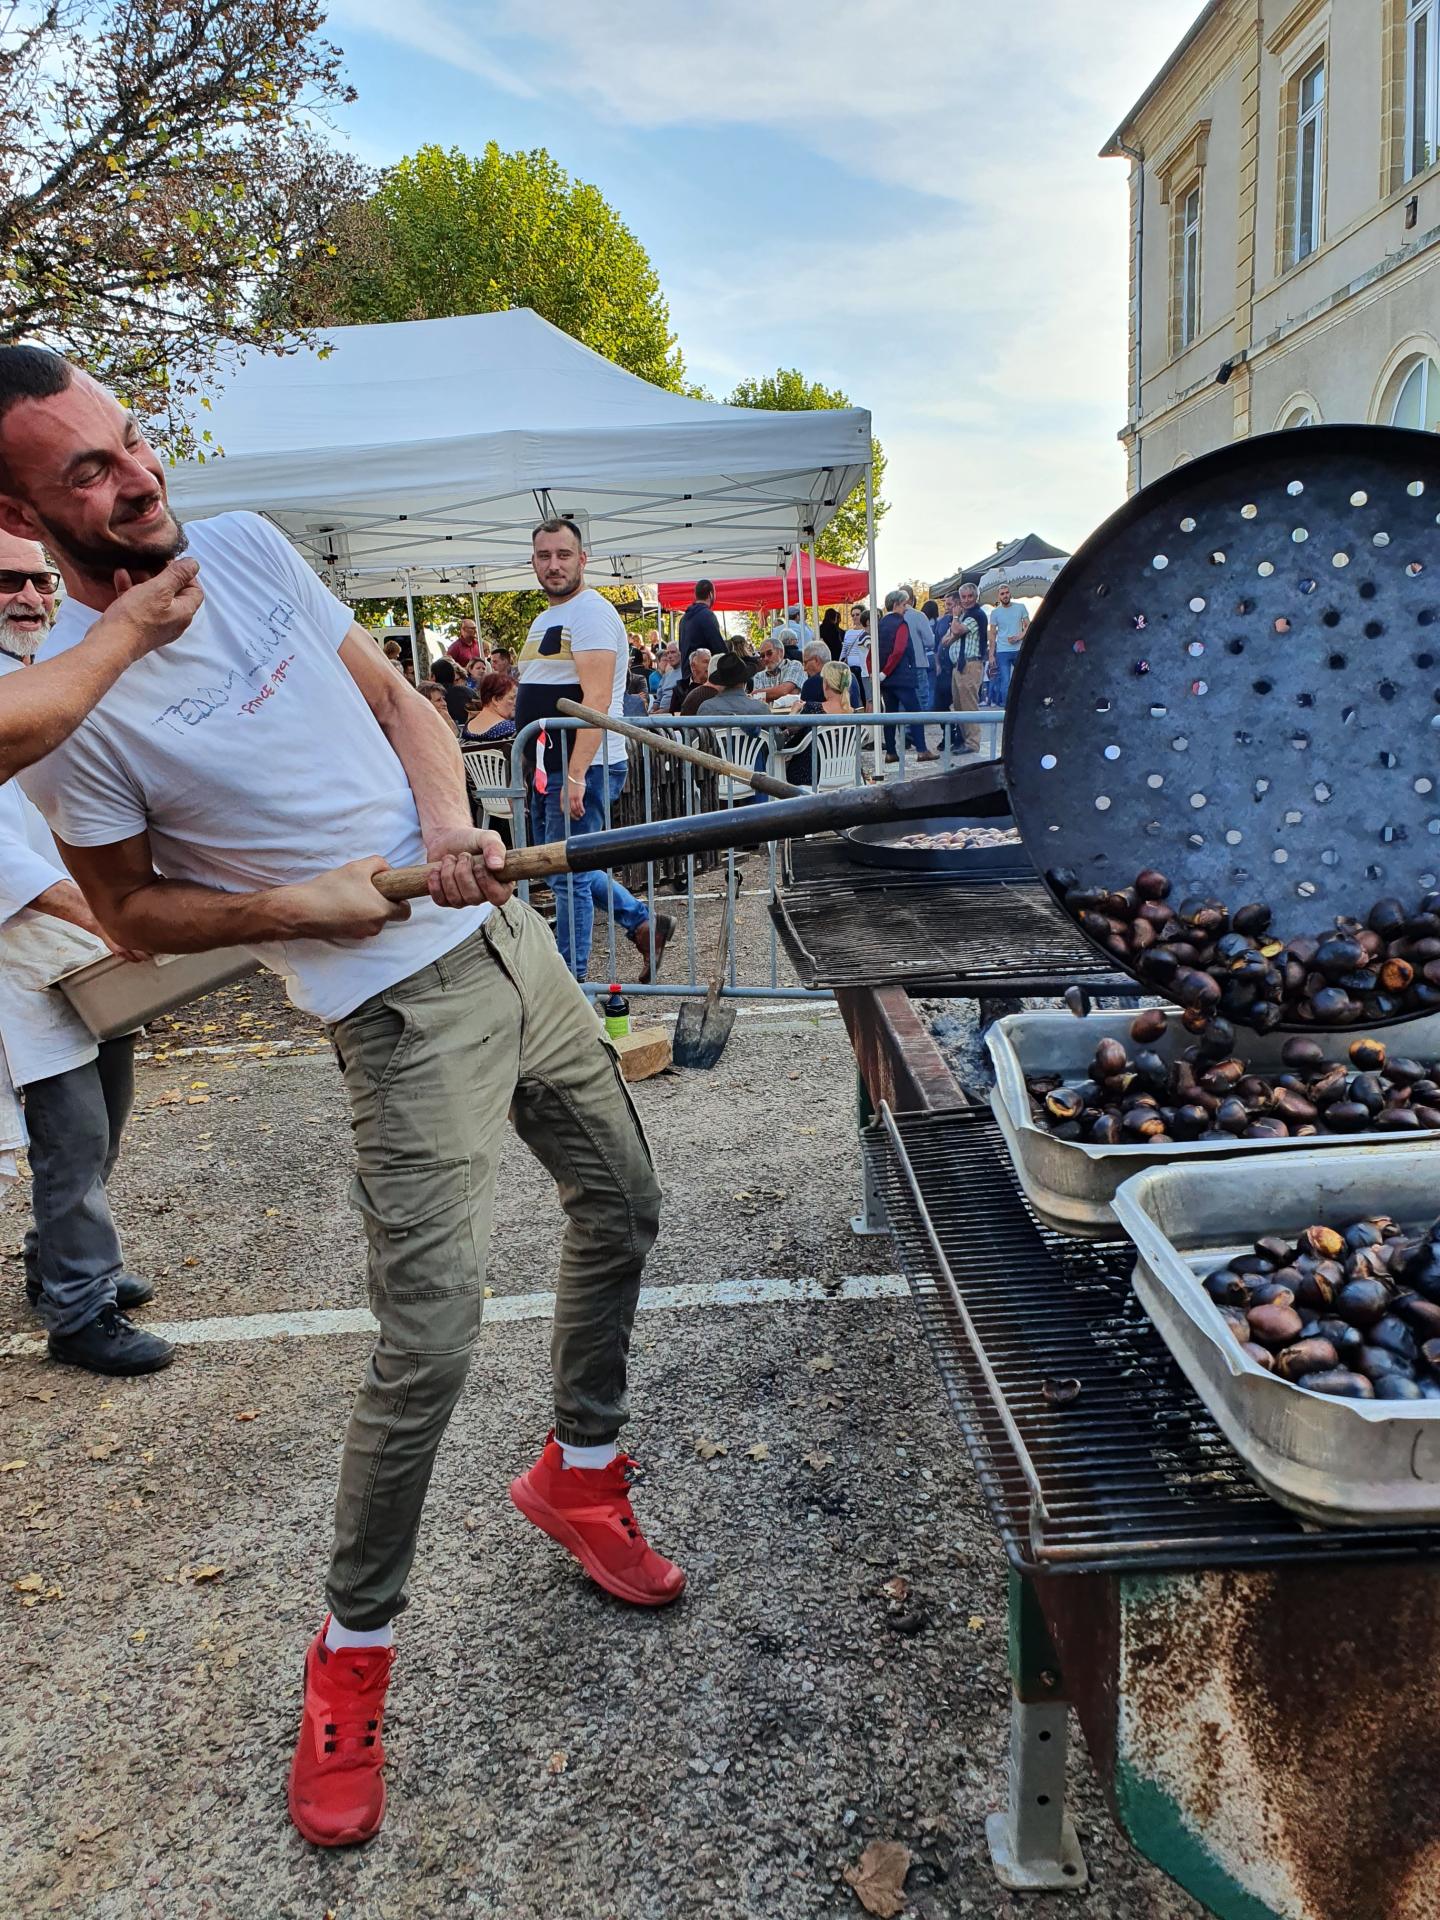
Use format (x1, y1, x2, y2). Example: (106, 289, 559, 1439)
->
(1004, 425, 1440, 1027)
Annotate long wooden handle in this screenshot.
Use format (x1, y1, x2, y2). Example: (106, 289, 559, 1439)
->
(556, 698, 802, 798)
(371, 760, 1005, 903)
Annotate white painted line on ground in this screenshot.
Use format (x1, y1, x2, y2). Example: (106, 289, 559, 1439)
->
(0, 1273, 906, 1359)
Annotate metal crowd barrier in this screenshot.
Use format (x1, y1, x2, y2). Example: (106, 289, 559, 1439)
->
(461, 710, 1005, 1001)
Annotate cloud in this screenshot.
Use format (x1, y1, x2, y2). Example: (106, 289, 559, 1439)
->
(328, 0, 1208, 575)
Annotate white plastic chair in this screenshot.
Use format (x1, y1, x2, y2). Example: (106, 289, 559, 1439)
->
(710, 727, 767, 805)
(813, 723, 863, 790)
(464, 748, 514, 830)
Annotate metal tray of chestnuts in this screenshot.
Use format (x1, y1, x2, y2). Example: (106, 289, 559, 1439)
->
(987, 1007, 1440, 1236)
(1114, 1149, 1440, 1527)
(1004, 423, 1440, 1034)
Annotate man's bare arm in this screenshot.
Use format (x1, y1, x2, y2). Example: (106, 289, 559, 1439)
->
(0, 559, 203, 783)
(57, 828, 410, 955)
(338, 629, 512, 910)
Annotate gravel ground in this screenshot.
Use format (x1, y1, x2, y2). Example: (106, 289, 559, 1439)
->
(0, 958, 1203, 1920)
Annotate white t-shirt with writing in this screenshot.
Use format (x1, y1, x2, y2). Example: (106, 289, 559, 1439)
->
(20, 513, 485, 1023)
(516, 588, 629, 768)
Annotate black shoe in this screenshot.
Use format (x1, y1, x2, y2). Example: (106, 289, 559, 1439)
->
(48, 1305, 175, 1376)
(26, 1271, 154, 1312)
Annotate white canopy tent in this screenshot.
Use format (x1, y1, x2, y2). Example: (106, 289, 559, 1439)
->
(164, 310, 873, 604)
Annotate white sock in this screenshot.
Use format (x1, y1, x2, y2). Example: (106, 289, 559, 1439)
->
(325, 1616, 394, 1651)
(561, 1439, 618, 1471)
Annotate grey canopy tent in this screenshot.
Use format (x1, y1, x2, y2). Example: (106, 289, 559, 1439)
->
(930, 532, 1070, 603)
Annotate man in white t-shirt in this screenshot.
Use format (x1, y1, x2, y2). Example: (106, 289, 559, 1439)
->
(516, 519, 673, 982)
(987, 583, 1030, 706)
(0, 530, 168, 1375)
(0, 346, 679, 1852)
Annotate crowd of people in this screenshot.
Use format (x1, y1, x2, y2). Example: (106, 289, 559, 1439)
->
(403, 568, 1036, 802)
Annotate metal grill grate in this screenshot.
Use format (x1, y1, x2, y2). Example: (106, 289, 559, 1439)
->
(773, 839, 1135, 994)
(866, 1106, 1440, 1575)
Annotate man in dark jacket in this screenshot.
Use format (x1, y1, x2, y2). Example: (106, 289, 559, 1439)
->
(876, 588, 919, 762)
(678, 579, 724, 682)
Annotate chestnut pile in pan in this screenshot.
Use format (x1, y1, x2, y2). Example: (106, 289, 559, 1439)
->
(1047, 866, 1440, 1031)
(1025, 1015, 1440, 1146)
(1201, 1216, 1440, 1401)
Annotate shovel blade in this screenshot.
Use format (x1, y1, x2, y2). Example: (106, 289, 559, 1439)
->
(672, 996, 737, 1070)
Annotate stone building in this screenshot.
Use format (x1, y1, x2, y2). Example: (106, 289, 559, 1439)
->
(1103, 0, 1440, 488)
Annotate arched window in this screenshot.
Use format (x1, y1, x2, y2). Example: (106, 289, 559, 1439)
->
(1281, 406, 1315, 428)
(1386, 354, 1440, 430)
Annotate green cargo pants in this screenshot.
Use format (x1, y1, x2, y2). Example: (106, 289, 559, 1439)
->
(324, 898, 662, 1629)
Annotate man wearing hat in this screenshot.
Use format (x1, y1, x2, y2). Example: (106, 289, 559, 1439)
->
(698, 649, 768, 717)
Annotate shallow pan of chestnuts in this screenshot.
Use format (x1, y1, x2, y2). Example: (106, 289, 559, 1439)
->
(986, 1006, 1440, 1237)
(1113, 1148, 1440, 1527)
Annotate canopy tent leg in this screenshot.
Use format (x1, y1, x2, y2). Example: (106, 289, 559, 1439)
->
(404, 578, 429, 677)
(470, 586, 481, 626)
(808, 542, 821, 651)
(864, 465, 882, 777)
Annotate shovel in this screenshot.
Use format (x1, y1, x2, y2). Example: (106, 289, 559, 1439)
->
(373, 761, 1006, 903)
(672, 875, 738, 1069)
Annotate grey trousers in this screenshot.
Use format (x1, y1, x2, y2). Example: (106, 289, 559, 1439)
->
(324, 901, 662, 1629)
(23, 1036, 135, 1337)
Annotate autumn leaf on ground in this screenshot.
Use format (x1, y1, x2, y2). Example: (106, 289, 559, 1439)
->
(968, 1615, 986, 1631)
(802, 1450, 835, 1471)
(185, 1564, 225, 1584)
(881, 1576, 911, 1605)
(806, 1352, 835, 1374)
(185, 1095, 210, 1106)
(234, 1410, 261, 1423)
(695, 1437, 727, 1461)
(23, 1389, 54, 1404)
(86, 1440, 118, 1461)
(0, 1459, 27, 1472)
(817, 1391, 846, 1410)
(844, 1839, 912, 1918)
(12, 1573, 42, 1593)
(546, 1750, 567, 1774)
(745, 1443, 770, 1462)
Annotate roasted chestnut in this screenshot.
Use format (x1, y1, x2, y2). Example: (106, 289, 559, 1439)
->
(1129, 1008, 1168, 1044)
(1335, 1278, 1391, 1327)
(1275, 1338, 1341, 1381)
(1247, 1303, 1304, 1348)
(1092, 1038, 1127, 1079)
(1135, 868, 1171, 901)
(1302, 1370, 1375, 1398)
(1282, 1036, 1327, 1072)
(1349, 1037, 1388, 1072)
(1374, 1374, 1425, 1400)
(1297, 1225, 1346, 1262)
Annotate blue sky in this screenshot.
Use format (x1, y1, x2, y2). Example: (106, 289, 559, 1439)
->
(323, 0, 1206, 583)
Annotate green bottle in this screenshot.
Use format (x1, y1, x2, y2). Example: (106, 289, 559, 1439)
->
(603, 984, 630, 1038)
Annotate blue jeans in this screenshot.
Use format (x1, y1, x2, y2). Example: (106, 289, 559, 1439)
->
(993, 652, 1018, 705)
(882, 681, 919, 759)
(532, 762, 650, 981)
(907, 665, 934, 753)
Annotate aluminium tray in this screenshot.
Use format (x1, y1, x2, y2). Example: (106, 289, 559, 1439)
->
(54, 948, 260, 1041)
(987, 1006, 1440, 1237)
(1113, 1146, 1440, 1527)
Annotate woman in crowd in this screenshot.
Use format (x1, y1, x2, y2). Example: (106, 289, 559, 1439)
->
(417, 679, 455, 726)
(623, 671, 650, 718)
(782, 660, 857, 787)
(818, 606, 844, 659)
(460, 670, 517, 748)
(841, 605, 872, 702)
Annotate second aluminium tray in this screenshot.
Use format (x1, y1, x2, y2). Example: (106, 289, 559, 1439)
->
(1113, 1146, 1440, 1527)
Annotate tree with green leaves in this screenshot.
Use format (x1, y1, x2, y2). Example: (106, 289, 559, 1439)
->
(726, 369, 886, 566)
(0, 0, 368, 452)
(278, 142, 685, 392)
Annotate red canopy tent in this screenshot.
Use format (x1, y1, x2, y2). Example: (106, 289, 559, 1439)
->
(656, 558, 870, 613)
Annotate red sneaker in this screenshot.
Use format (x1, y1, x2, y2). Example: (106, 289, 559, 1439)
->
(287, 1623, 394, 1847)
(510, 1435, 686, 1608)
